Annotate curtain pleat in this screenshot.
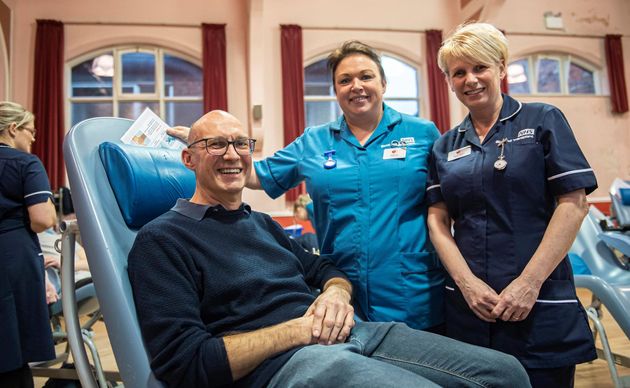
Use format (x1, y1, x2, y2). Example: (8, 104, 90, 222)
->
(202, 23, 228, 112)
(280, 24, 306, 201)
(605, 35, 628, 113)
(425, 30, 451, 133)
(33, 19, 64, 190)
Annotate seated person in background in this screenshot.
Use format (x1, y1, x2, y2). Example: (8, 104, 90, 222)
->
(127, 110, 531, 388)
(38, 215, 90, 279)
(292, 194, 318, 253)
(39, 214, 91, 303)
(39, 189, 90, 303)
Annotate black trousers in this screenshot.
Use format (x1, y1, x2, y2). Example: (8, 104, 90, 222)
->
(0, 364, 34, 388)
(527, 365, 575, 388)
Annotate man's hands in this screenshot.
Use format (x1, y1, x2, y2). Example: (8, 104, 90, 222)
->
(304, 279, 354, 345)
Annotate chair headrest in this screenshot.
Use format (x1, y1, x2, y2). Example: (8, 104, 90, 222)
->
(99, 142, 196, 229)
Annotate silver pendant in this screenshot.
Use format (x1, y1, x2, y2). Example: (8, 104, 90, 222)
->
(494, 138, 508, 171)
(494, 159, 507, 170)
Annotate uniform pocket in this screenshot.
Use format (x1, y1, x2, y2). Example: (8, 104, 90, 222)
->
(524, 279, 593, 361)
(505, 141, 545, 199)
(400, 252, 444, 327)
(443, 279, 487, 346)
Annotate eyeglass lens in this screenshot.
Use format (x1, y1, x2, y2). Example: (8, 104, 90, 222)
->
(204, 138, 255, 156)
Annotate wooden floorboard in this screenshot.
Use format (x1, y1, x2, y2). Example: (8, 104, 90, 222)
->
(34, 288, 629, 387)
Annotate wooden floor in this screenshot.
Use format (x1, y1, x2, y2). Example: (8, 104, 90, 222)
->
(34, 288, 629, 387)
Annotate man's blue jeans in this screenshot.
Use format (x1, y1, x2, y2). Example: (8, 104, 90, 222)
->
(268, 322, 530, 387)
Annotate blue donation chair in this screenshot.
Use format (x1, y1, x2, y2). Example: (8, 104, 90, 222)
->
(570, 179, 630, 388)
(63, 117, 195, 387)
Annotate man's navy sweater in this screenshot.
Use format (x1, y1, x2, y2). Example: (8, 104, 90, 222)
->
(127, 199, 347, 388)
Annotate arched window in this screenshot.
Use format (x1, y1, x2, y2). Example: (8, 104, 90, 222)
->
(507, 53, 600, 95)
(68, 47, 203, 128)
(304, 54, 420, 128)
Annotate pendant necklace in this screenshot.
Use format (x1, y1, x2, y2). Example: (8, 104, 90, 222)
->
(494, 138, 508, 170)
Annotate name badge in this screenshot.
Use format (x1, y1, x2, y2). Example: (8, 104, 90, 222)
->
(383, 147, 406, 160)
(447, 145, 471, 161)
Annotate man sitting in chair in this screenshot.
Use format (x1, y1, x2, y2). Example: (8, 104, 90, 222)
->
(127, 110, 531, 388)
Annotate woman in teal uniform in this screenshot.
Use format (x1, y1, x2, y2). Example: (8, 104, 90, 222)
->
(0, 101, 57, 387)
(425, 23, 596, 387)
(252, 41, 444, 331)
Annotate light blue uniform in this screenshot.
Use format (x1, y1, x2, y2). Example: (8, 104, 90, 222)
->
(255, 104, 444, 329)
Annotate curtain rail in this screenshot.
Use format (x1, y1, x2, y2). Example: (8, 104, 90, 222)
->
(64, 21, 200, 28)
(63, 22, 629, 39)
(302, 26, 629, 39)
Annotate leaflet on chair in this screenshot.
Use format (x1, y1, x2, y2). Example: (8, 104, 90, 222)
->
(120, 107, 185, 150)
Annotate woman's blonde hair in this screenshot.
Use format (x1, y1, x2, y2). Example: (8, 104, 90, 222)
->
(0, 101, 35, 132)
(437, 23, 508, 75)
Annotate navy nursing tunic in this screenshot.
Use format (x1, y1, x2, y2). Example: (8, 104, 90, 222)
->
(0, 144, 55, 372)
(426, 95, 597, 368)
(255, 104, 445, 330)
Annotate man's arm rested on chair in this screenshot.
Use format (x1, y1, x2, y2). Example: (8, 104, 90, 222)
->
(223, 314, 315, 380)
(225, 274, 353, 380)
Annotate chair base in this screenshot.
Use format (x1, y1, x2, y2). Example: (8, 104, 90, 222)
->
(585, 304, 630, 388)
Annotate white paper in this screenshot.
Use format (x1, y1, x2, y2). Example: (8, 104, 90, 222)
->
(120, 107, 185, 149)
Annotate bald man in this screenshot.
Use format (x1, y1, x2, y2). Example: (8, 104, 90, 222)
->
(127, 111, 530, 388)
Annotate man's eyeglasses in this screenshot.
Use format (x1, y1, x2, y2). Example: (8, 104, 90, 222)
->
(188, 137, 256, 156)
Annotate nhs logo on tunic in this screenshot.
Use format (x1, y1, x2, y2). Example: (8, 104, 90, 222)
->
(517, 128, 535, 138)
(510, 128, 535, 142)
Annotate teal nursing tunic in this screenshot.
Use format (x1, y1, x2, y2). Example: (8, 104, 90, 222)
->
(255, 104, 444, 329)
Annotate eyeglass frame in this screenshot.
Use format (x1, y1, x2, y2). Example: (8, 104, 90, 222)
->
(187, 136, 257, 156)
(17, 124, 36, 138)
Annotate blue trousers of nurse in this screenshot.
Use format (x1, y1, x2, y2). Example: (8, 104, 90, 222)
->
(268, 322, 531, 387)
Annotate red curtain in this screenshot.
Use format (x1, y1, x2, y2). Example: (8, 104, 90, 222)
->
(280, 24, 305, 201)
(32, 20, 64, 191)
(500, 72, 509, 94)
(605, 35, 628, 113)
(425, 30, 450, 134)
(202, 23, 228, 112)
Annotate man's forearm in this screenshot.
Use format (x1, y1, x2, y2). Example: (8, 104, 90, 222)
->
(223, 315, 313, 381)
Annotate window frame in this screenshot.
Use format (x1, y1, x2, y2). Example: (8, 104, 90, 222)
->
(66, 46, 203, 131)
(535, 54, 564, 95)
(508, 53, 601, 96)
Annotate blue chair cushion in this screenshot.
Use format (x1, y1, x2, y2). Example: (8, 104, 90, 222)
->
(99, 142, 196, 229)
(569, 252, 592, 275)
